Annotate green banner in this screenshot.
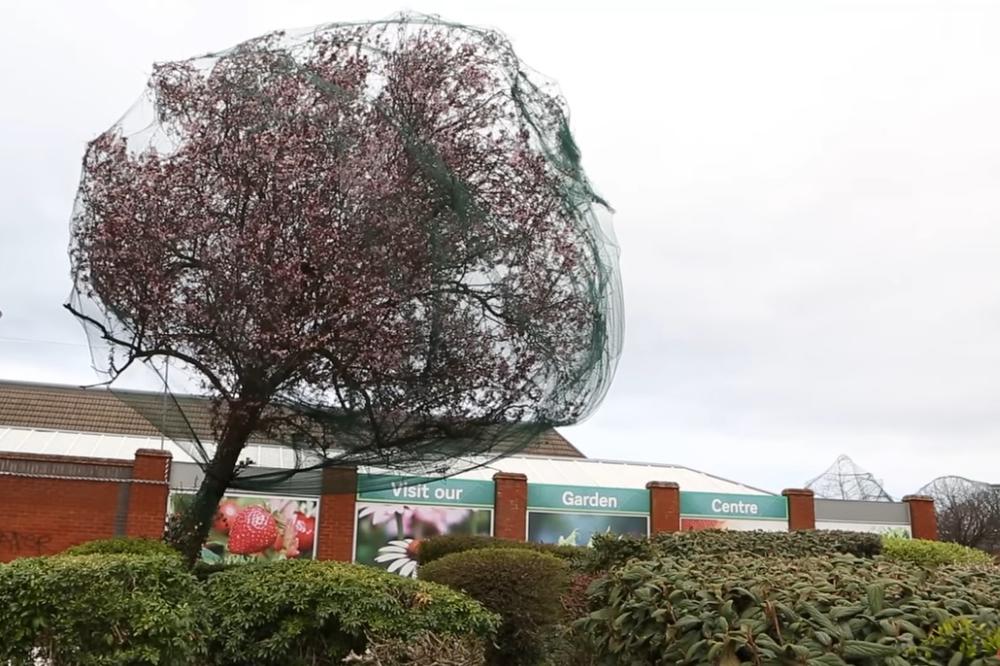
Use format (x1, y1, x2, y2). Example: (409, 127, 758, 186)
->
(527, 483, 649, 514)
(357, 474, 494, 507)
(680, 492, 787, 520)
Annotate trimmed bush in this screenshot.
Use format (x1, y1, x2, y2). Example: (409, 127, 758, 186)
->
(882, 536, 993, 567)
(203, 559, 497, 665)
(420, 548, 571, 666)
(588, 529, 883, 572)
(63, 536, 180, 559)
(417, 533, 586, 568)
(0, 553, 204, 665)
(579, 552, 1000, 665)
(343, 632, 487, 665)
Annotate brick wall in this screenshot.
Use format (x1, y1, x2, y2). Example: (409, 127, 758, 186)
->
(783, 488, 816, 531)
(0, 449, 171, 561)
(316, 467, 357, 561)
(493, 472, 528, 540)
(647, 481, 681, 534)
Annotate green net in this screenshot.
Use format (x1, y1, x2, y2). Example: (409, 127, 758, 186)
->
(67, 13, 622, 494)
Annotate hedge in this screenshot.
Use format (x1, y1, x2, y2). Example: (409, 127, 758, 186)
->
(579, 552, 1000, 665)
(63, 536, 180, 559)
(417, 534, 587, 567)
(204, 559, 498, 665)
(420, 548, 571, 666)
(587, 529, 884, 572)
(882, 536, 993, 568)
(0, 553, 204, 665)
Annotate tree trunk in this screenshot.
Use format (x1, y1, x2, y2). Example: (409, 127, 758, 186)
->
(166, 399, 265, 566)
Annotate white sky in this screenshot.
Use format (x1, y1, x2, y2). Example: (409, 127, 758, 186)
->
(2, 0, 1000, 498)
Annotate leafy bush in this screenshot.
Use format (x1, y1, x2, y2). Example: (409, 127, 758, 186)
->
(420, 548, 571, 666)
(342, 632, 487, 665)
(0, 553, 204, 665)
(587, 533, 655, 571)
(417, 534, 586, 568)
(587, 529, 883, 572)
(579, 552, 1000, 665)
(883, 536, 993, 567)
(203, 559, 497, 665)
(63, 536, 180, 559)
(918, 617, 1000, 663)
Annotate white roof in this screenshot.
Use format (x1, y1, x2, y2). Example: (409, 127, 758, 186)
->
(0, 426, 773, 496)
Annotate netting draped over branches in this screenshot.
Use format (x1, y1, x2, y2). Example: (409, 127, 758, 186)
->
(918, 476, 1000, 550)
(804, 454, 893, 502)
(67, 14, 623, 495)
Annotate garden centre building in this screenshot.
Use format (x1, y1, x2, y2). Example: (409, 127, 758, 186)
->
(0, 380, 935, 570)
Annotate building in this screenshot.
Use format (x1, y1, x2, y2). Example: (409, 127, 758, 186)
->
(0, 380, 936, 568)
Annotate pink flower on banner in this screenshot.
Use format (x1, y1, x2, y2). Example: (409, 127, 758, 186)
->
(403, 506, 471, 535)
(359, 504, 403, 526)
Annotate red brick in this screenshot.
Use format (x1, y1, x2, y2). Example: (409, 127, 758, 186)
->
(903, 495, 938, 540)
(493, 472, 527, 541)
(646, 481, 680, 534)
(316, 467, 357, 561)
(782, 488, 815, 531)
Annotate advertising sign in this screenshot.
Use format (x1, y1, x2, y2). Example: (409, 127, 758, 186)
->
(680, 492, 787, 532)
(526, 483, 649, 546)
(355, 473, 494, 577)
(358, 474, 493, 507)
(354, 503, 492, 577)
(527, 483, 650, 514)
(169, 492, 318, 563)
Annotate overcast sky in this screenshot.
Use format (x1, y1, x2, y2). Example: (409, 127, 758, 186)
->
(2, 0, 1000, 498)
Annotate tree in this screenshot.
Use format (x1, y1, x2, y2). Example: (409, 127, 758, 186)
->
(67, 18, 621, 564)
(919, 476, 1000, 551)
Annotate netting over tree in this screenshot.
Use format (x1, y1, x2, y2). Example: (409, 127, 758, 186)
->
(918, 475, 1000, 549)
(804, 454, 893, 502)
(66, 14, 622, 560)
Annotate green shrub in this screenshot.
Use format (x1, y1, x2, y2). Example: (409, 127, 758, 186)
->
(579, 552, 1000, 665)
(918, 617, 1000, 663)
(417, 534, 586, 568)
(63, 536, 180, 559)
(587, 529, 883, 572)
(203, 559, 497, 665)
(587, 533, 655, 571)
(0, 553, 204, 665)
(342, 632, 487, 665)
(883, 536, 993, 567)
(420, 548, 571, 666)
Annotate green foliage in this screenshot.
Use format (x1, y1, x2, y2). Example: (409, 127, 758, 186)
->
(420, 548, 571, 666)
(588, 529, 883, 572)
(0, 553, 204, 665)
(342, 632, 487, 665)
(579, 552, 1000, 665)
(883, 536, 993, 567)
(919, 617, 1000, 663)
(203, 559, 497, 665)
(63, 536, 180, 559)
(587, 533, 655, 571)
(417, 533, 587, 568)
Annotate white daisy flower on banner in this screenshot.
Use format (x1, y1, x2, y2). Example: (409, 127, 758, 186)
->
(374, 538, 419, 577)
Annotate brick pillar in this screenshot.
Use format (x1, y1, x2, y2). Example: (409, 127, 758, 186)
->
(125, 449, 172, 538)
(493, 472, 528, 541)
(317, 467, 358, 561)
(782, 488, 816, 531)
(646, 481, 680, 534)
(903, 495, 938, 541)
